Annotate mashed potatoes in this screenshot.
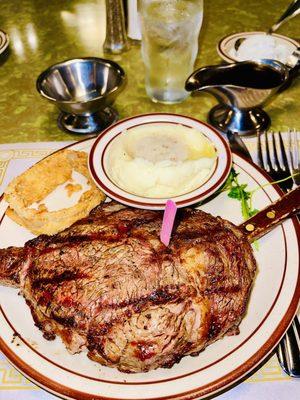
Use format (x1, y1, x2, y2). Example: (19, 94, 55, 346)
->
(107, 123, 217, 198)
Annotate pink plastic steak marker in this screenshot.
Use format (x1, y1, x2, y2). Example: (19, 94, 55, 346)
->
(160, 200, 177, 246)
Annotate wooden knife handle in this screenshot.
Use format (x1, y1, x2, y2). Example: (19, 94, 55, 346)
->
(239, 186, 300, 242)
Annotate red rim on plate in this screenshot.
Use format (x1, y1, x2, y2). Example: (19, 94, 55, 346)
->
(88, 113, 232, 210)
(0, 138, 299, 400)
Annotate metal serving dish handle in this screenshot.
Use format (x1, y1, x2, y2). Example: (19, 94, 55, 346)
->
(239, 186, 300, 242)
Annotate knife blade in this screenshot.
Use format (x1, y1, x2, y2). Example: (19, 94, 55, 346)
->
(226, 130, 252, 161)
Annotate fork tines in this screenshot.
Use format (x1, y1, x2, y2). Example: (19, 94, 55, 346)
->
(257, 130, 294, 192)
(288, 129, 300, 187)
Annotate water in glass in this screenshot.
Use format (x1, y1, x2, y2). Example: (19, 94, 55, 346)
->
(140, 0, 203, 104)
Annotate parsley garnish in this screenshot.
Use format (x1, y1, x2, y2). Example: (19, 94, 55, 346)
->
(222, 167, 298, 221)
(218, 168, 297, 251)
(221, 168, 259, 221)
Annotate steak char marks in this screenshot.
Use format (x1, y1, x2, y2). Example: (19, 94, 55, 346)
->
(0, 202, 256, 372)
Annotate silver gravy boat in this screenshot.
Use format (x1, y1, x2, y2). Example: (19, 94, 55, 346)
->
(185, 59, 290, 136)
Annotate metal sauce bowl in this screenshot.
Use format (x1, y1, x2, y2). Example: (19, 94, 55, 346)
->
(36, 57, 126, 135)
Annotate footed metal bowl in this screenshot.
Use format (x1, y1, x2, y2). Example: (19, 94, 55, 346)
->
(36, 57, 126, 134)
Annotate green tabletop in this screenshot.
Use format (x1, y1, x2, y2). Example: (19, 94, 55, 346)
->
(0, 0, 299, 143)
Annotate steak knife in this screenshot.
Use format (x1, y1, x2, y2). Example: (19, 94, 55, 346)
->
(226, 130, 252, 161)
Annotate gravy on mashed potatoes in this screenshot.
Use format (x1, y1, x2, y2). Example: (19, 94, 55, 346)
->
(107, 123, 217, 198)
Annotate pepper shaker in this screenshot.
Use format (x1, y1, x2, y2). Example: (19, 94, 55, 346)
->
(103, 0, 129, 54)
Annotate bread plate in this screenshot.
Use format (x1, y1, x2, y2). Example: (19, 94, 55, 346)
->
(0, 29, 9, 55)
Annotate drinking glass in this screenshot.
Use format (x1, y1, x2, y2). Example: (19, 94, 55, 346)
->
(139, 0, 204, 104)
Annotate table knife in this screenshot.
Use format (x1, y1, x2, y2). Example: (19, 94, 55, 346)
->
(226, 130, 252, 161)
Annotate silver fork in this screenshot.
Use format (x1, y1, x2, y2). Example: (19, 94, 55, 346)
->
(288, 129, 300, 187)
(278, 129, 300, 378)
(277, 316, 300, 377)
(257, 130, 293, 191)
(257, 130, 300, 378)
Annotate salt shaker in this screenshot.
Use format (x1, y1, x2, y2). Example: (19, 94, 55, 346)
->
(103, 0, 129, 54)
(127, 0, 142, 41)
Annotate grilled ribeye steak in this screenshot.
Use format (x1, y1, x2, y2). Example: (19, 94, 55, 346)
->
(0, 202, 256, 373)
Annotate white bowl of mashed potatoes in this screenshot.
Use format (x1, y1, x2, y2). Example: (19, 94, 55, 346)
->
(89, 113, 232, 210)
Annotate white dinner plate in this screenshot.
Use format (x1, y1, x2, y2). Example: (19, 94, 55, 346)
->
(89, 113, 232, 210)
(0, 137, 299, 400)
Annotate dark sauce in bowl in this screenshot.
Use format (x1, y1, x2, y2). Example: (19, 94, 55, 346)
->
(186, 62, 287, 90)
(209, 64, 285, 88)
